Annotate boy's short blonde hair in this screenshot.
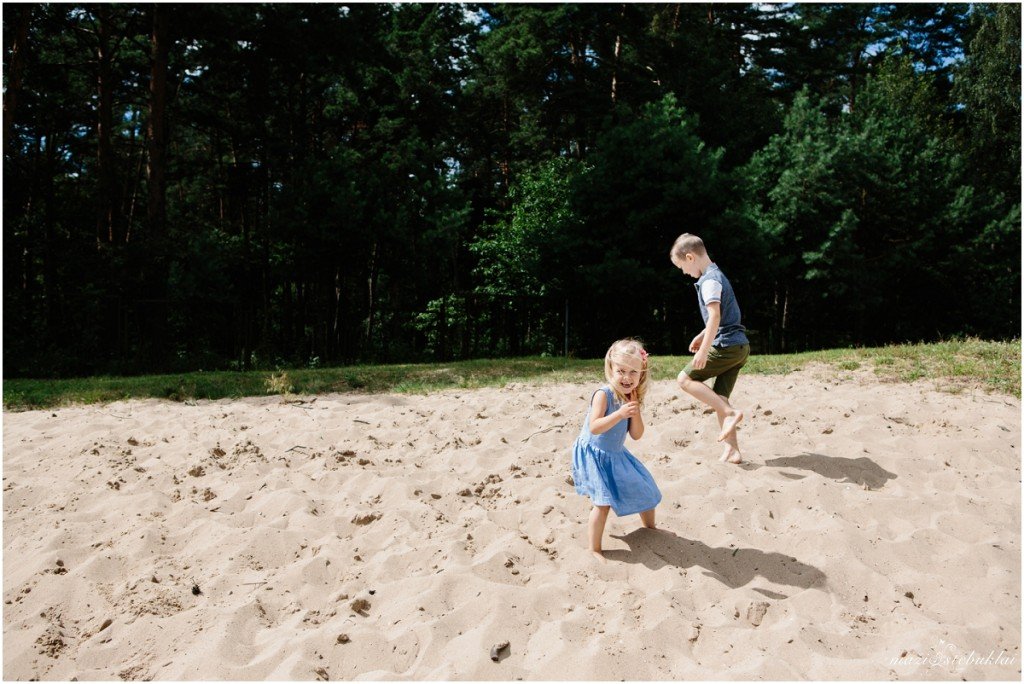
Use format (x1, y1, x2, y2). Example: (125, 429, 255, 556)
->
(670, 233, 707, 262)
(604, 338, 649, 407)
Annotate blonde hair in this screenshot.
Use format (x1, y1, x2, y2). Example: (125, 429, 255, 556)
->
(670, 233, 707, 262)
(603, 338, 650, 407)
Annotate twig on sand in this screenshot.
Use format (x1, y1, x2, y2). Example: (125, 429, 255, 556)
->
(354, 419, 371, 425)
(102, 411, 131, 420)
(286, 445, 310, 453)
(242, 581, 268, 586)
(522, 424, 566, 442)
(975, 396, 1016, 406)
(281, 398, 316, 409)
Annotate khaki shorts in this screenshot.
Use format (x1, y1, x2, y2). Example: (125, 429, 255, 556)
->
(682, 344, 749, 399)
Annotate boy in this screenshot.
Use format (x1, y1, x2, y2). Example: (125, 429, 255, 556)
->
(669, 233, 749, 464)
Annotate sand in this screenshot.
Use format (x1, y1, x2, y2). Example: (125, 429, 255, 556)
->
(3, 365, 1020, 680)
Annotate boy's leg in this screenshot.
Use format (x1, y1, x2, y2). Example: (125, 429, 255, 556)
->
(677, 371, 743, 440)
(588, 505, 611, 559)
(639, 508, 656, 529)
(677, 370, 729, 412)
(710, 345, 748, 442)
(717, 405, 744, 443)
(718, 422, 743, 463)
(679, 345, 748, 462)
(711, 346, 747, 400)
(713, 363, 745, 442)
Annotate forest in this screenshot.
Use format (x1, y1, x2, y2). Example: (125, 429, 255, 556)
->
(3, 3, 1020, 377)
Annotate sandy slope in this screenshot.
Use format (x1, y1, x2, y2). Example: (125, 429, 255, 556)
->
(3, 365, 1020, 680)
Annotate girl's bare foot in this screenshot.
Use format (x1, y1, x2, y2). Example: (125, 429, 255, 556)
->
(591, 550, 607, 563)
(719, 444, 743, 464)
(717, 409, 744, 442)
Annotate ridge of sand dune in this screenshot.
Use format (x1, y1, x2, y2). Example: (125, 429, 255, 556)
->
(4, 366, 1020, 680)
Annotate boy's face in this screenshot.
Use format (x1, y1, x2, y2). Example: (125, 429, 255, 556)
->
(673, 253, 701, 279)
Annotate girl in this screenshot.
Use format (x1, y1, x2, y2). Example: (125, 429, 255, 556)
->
(571, 338, 662, 560)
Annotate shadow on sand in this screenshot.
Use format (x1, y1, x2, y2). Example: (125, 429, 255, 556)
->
(605, 528, 826, 591)
(765, 452, 897, 489)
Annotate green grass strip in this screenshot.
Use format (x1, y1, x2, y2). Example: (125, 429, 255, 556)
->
(3, 338, 1018, 411)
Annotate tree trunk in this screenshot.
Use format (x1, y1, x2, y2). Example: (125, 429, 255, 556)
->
(664, 4, 681, 49)
(261, 167, 271, 359)
(500, 95, 511, 199)
(3, 5, 32, 161)
(297, 280, 308, 359)
(848, 14, 869, 113)
(365, 240, 379, 353)
(126, 110, 145, 243)
(43, 129, 58, 336)
(610, 5, 625, 105)
(567, 29, 588, 158)
(780, 286, 789, 352)
(19, 133, 44, 312)
(147, 4, 169, 245)
(140, 3, 171, 367)
(96, 6, 120, 246)
(333, 267, 342, 359)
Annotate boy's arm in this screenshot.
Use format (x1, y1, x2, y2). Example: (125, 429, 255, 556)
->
(693, 302, 721, 369)
(689, 330, 705, 352)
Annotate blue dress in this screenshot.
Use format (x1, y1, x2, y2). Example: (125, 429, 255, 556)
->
(571, 386, 662, 516)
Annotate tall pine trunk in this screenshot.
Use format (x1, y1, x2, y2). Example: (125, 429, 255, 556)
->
(3, 5, 32, 161)
(567, 28, 588, 158)
(43, 130, 58, 337)
(365, 240, 380, 355)
(147, 5, 168, 246)
(95, 6, 120, 246)
(143, 4, 170, 366)
(610, 5, 625, 105)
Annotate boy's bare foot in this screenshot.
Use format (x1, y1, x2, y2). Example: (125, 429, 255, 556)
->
(719, 444, 743, 464)
(717, 409, 743, 442)
(590, 550, 607, 563)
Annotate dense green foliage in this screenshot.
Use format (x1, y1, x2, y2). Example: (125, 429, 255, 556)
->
(3, 4, 1019, 377)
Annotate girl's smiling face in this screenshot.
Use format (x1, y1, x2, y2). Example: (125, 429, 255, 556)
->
(610, 362, 640, 395)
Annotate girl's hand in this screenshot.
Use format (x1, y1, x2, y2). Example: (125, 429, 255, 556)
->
(689, 332, 704, 353)
(618, 401, 640, 419)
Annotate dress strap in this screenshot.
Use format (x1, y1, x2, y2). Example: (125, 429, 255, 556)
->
(601, 385, 619, 413)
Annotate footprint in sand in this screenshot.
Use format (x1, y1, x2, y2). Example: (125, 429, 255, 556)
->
(217, 600, 273, 666)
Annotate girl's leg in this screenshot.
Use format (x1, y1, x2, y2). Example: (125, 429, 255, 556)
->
(639, 507, 656, 529)
(588, 505, 611, 557)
